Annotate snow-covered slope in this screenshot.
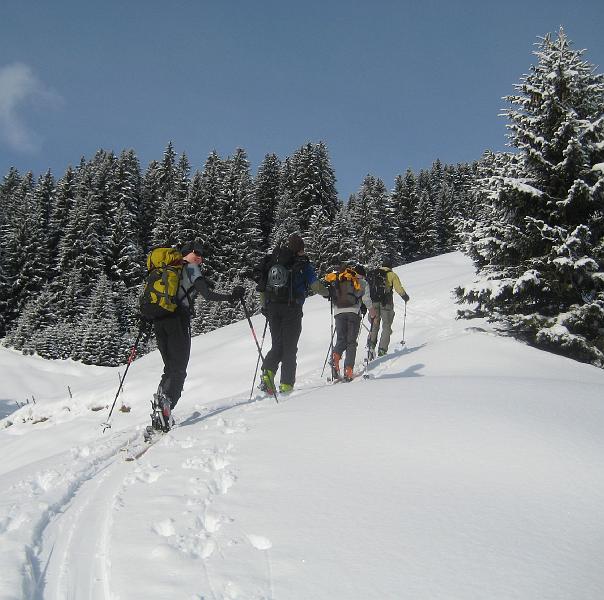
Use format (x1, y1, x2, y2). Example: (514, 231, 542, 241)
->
(1, 252, 603, 600)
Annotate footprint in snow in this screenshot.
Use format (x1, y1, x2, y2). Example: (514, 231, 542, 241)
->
(70, 445, 91, 459)
(0, 505, 28, 534)
(182, 456, 209, 471)
(35, 470, 60, 493)
(247, 534, 272, 551)
(153, 518, 176, 537)
(217, 417, 249, 434)
(125, 466, 163, 485)
(200, 538, 216, 559)
(150, 543, 182, 560)
(210, 471, 236, 495)
(200, 511, 226, 533)
(209, 455, 230, 471)
(178, 436, 197, 449)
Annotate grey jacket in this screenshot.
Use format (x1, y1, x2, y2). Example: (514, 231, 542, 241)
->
(177, 262, 231, 315)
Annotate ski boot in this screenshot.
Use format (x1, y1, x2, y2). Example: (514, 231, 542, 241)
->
(343, 366, 354, 382)
(159, 396, 172, 432)
(279, 383, 294, 394)
(147, 389, 172, 437)
(330, 352, 341, 381)
(260, 369, 276, 395)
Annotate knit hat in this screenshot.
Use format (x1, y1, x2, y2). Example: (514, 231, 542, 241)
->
(288, 233, 305, 254)
(354, 263, 367, 276)
(181, 241, 205, 256)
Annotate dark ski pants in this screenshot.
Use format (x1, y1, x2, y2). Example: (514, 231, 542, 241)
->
(334, 312, 362, 368)
(263, 302, 303, 386)
(154, 311, 191, 408)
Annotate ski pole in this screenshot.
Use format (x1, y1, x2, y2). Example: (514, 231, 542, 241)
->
(365, 315, 375, 361)
(249, 317, 268, 400)
(360, 316, 371, 334)
(102, 322, 148, 432)
(401, 301, 407, 346)
(321, 295, 335, 378)
(321, 332, 336, 378)
(240, 300, 279, 404)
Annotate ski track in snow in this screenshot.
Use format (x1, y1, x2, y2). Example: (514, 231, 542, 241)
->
(0, 428, 140, 599)
(10, 397, 272, 599)
(15, 272, 462, 598)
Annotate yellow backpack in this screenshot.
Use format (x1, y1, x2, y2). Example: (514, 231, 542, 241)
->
(139, 247, 184, 320)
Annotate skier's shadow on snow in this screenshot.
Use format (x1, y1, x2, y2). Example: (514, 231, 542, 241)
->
(366, 344, 426, 379)
(179, 397, 258, 428)
(374, 363, 424, 378)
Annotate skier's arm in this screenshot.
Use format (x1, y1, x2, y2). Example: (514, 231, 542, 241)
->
(361, 279, 373, 310)
(194, 276, 232, 302)
(310, 280, 329, 298)
(388, 271, 409, 301)
(305, 263, 330, 298)
(361, 279, 376, 319)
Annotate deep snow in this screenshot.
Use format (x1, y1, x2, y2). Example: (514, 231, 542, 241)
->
(1, 252, 603, 600)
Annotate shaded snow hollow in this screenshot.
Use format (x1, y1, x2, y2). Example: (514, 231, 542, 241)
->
(1, 252, 603, 599)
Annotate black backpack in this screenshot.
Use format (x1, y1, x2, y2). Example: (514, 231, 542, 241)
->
(368, 268, 391, 303)
(255, 246, 307, 304)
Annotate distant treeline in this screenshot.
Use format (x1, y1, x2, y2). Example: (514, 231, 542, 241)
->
(0, 141, 479, 365)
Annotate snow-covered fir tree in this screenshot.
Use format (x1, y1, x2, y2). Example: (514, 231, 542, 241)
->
(49, 167, 77, 268)
(304, 206, 336, 275)
(192, 151, 226, 280)
(457, 29, 604, 367)
(285, 142, 339, 233)
(139, 160, 162, 252)
(414, 170, 438, 259)
(254, 153, 282, 250)
(225, 148, 263, 280)
(268, 189, 299, 249)
(392, 171, 420, 262)
(350, 175, 390, 266)
(77, 274, 130, 366)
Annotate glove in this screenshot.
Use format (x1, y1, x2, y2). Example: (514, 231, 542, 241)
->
(230, 285, 245, 301)
(402, 293, 410, 303)
(260, 306, 268, 317)
(360, 304, 367, 316)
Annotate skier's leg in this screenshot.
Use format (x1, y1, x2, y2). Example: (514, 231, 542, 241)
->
(262, 304, 284, 375)
(344, 313, 361, 369)
(378, 304, 395, 354)
(162, 313, 191, 409)
(279, 304, 303, 386)
(369, 302, 381, 349)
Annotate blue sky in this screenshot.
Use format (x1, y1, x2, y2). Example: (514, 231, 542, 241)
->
(1, 0, 603, 200)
